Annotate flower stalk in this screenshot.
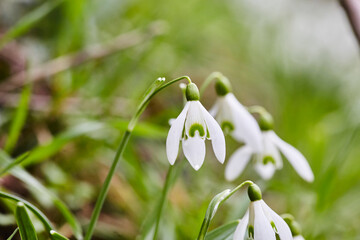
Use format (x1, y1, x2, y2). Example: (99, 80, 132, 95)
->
(84, 76, 192, 240)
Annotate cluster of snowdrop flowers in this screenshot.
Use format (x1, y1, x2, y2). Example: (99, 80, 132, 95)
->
(208, 74, 314, 182)
(233, 183, 293, 240)
(166, 82, 226, 170)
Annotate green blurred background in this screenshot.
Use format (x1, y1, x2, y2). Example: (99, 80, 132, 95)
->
(0, 0, 360, 239)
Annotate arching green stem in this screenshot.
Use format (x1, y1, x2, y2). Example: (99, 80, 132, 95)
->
(84, 76, 192, 240)
(199, 72, 225, 97)
(196, 180, 254, 240)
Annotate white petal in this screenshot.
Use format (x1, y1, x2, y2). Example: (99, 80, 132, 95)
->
(268, 131, 314, 182)
(200, 102, 226, 163)
(225, 145, 253, 181)
(255, 162, 276, 180)
(261, 201, 292, 240)
(209, 99, 219, 117)
(294, 235, 305, 240)
(182, 134, 205, 170)
(166, 102, 189, 165)
(263, 131, 283, 169)
(253, 201, 276, 240)
(233, 211, 249, 240)
(185, 101, 207, 138)
(226, 93, 263, 152)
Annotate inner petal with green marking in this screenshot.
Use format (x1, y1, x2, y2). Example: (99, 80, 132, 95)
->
(263, 155, 276, 165)
(189, 123, 206, 137)
(221, 120, 234, 134)
(248, 225, 254, 239)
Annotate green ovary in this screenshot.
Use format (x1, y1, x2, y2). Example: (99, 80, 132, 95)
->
(221, 121, 234, 134)
(189, 123, 205, 137)
(248, 225, 254, 239)
(263, 155, 276, 165)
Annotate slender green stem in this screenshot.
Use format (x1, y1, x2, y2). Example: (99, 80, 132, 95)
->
(152, 164, 176, 239)
(199, 72, 224, 97)
(84, 76, 191, 240)
(197, 180, 253, 240)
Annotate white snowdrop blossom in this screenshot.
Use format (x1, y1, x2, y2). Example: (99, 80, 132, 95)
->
(210, 78, 263, 152)
(233, 184, 292, 240)
(225, 130, 314, 182)
(166, 83, 226, 170)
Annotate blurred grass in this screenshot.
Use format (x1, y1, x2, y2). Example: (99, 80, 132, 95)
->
(0, 0, 360, 239)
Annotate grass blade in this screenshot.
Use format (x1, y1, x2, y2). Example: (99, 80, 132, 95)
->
(0, 150, 83, 239)
(4, 86, 31, 154)
(15, 202, 38, 240)
(0, 191, 53, 232)
(50, 230, 70, 240)
(7, 227, 19, 240)
(0, 152, 30, 177)
(205, 220, 239, 240)
(0, 0, 63, 49)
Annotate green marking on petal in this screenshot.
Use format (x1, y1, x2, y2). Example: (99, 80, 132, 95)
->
(221, 121, 234, 134)
(263, 155, 276, 165)
(248, 225, 254, 239)
(189, 123, 205, 137)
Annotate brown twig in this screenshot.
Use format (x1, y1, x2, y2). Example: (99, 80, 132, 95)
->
(340, 0, 360, 48)
(0, 21, 166, 91)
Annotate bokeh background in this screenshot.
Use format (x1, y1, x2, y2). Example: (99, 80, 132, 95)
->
(0, 0, 360, 239)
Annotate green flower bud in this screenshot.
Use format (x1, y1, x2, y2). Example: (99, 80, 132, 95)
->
(247, 183, 262, 201)
(282, 214, 302, 236)
(186, 83, 200, 101)
(215, 76, 232, 96)
(258, 112, 274, 131)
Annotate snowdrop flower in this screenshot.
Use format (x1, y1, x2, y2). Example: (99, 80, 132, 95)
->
(210, 75, 263, 152)
(282, 214, 305, 240)
(233, 183, 292, 240)
(225, 113, 314, 182)
(166, 83, 226, 170)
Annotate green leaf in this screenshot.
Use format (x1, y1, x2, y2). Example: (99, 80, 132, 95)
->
(197, 181, 253, 240)
(0, 152, 30, 177)
(205, 220, 239, 240)
(0, 151, 83, 239)
(50, 230, 70, 240)
(4, 86, 31, 153)
(15, 202, 38, 240)
(0, 191, 53, 232)
(0, 0, 64, 49)
(7, 227, 19, 240)
(22, 121, 105, 166)
(197, 189, 232, 240)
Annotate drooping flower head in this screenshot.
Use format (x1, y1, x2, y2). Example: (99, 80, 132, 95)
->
(233, 183, 292, 240)
(282, 214, 305, 240)
(225, 109, 314, 182)
(210, 74, 263, 152)
(166, 82, 226, 170)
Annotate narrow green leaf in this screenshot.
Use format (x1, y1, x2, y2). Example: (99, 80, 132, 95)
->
(197, 181, 253, 240)
(205, 220, 239, 240)
(15, 202, 38, 240)
(0, 152, 30, 177)
(0, 191, 53, 232)
(22, 121, 105, 166)
(7, 227, 19, 240)
(0, 0, 63, 49)
(0, 151, 83, 239)
(4, 86, 31, 153)
(50, 230, 70, 240)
